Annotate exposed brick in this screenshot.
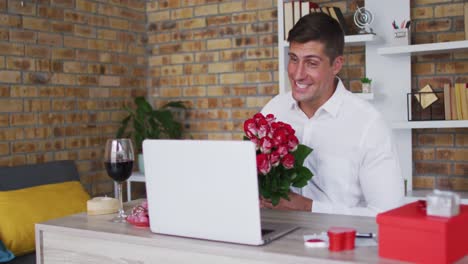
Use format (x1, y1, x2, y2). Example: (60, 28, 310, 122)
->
(24, 99, 51, 112)
(0, 128, 23, 141)
(436, 148, 468, 161)
(415, 19, 451, 32)
(6, 58, 34, 71)
(194, 4, 218, 16)
(415, 161, 451, 175)
(0, 43, 23, 56)
(26, 46, 50, 58)
(10, 113, 36, 126)
(434, 3, 464, 17)
(0, 100, 22, 114)
(436, 62, 468, 74)
(233, 12, 257, 23)
(38, 32, 63, 46)
(0, 70, 21, 83)
(9, 30, 36, 43)
(412, 62, 435, 75)
(413, 176, 435, 189)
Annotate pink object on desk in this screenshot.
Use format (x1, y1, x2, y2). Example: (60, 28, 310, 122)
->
(327, 227, 356, 251)
(126, 200, 150, 228)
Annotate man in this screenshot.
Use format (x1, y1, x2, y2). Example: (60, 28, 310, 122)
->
(260, 13, 404, 216)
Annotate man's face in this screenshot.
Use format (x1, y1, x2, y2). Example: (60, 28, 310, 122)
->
(287, 41, 343, 114)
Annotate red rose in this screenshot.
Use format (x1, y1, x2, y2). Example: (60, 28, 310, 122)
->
(243, 118, 257, 139)
(287, 134, 299, 151)
(259, 136, 273, 154)
(257, 119, 270, 138)
(270, 151, 280, 167)
(281, 153, 295, 169)
(277, 144, 288, 157)
(273, 128, 288, 145)
(253, 113, 265, 123)
(265, 114, 276, 124)
(256, 153, 271, 175)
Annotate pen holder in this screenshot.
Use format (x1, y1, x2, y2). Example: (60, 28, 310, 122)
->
(392, 28, 410, 46)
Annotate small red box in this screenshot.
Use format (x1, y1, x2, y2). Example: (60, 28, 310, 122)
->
(377, 201, 468, 264)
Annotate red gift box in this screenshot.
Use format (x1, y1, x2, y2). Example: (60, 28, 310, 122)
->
(377, 201, 468, 264)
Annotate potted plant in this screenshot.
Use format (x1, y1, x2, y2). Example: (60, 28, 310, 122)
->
(361, 77, 372, 93)
(116, 96, 186, 173)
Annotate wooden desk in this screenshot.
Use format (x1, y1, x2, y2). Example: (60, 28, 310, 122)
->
(34, 202, 467, 264)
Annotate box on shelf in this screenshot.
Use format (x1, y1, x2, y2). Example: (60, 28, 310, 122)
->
(377, 201, 468, 264)
(407, 90, 445, 121)
(393, 28, 410, 46)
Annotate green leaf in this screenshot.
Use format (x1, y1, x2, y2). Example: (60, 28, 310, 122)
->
(291, 166, 313, 188)
(162, 101, 186, 109)
(116, 115, 131, 138)
(293, 144, 313, 167)
(135, 96, 153, 113)
(270, 194, 280, 206)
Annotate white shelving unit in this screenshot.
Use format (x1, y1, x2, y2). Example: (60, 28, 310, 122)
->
(277, 0, 468, 191)
(378, 40, 468, 56)
(392, 120, 468, 129)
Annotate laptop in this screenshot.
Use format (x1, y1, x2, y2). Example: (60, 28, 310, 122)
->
(142, 139, 299, 245)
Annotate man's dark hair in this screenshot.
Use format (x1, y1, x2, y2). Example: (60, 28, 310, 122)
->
(287, 12, 344, 63)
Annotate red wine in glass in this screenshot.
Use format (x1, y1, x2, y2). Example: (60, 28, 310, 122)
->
(104, 138, 134, 223)
(104, 160, 134, 182)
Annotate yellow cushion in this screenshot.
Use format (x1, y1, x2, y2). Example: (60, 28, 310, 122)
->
(0, 181, 90, 256)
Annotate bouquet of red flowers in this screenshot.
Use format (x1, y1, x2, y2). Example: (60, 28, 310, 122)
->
(244, 113, 313, 206)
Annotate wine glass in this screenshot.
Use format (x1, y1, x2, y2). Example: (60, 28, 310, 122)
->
(104, 138, 134, 223)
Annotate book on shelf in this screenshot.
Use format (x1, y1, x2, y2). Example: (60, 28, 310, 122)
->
(327, 6, 349, 35)
(283, 1, 293, 40)
(443, 83, 451, 120)
(293, 1, 301, 27)
(450, 83, 459, 120)
(283, 1, 349, 40)
(465, 3, 468, 40)
(320, 6, 330, 16)
(455, 83, 468, 120)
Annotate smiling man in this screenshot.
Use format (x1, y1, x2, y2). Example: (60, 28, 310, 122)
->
(261, 13, 404, 216)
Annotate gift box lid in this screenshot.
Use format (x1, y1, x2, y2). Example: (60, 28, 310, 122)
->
(377, 201, 468, 232)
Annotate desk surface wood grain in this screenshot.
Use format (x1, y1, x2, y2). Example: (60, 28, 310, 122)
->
(35, 201, 467, 264)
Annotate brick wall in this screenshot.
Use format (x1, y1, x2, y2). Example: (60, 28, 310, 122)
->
(148, 0, 468, 192)
(0, 0, 147, 196)
(410, 0, 468, 191)
(147, 0, 279, 140)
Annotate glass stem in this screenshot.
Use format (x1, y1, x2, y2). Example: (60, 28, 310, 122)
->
(117, 182, 125, 218)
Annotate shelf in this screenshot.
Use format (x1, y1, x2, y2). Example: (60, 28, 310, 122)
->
(353, 92, 374, 100)
(391, 120, 468, 129)
(378, 40, 468, 56)
(280, 34, 377, 48)
(344, 34, 377, 46)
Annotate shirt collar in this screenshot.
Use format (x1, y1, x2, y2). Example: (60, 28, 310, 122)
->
(288, 78, 347, 118)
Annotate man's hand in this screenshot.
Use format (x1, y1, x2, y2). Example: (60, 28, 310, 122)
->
(260, 192, 312, 211)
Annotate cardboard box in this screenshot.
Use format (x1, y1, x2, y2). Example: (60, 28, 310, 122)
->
(377, 201, 468, 264)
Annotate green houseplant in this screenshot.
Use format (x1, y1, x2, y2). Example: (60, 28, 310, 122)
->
(360, 77, 372, 93)
(116, 96, 186, 172)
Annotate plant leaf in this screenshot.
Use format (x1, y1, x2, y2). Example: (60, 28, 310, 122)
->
(293, 144, 313, 167)
(135, 96, 153, 113)
(162, 101, 186, 109)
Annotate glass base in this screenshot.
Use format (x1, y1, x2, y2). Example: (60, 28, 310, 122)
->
(111, 214, 128, 223)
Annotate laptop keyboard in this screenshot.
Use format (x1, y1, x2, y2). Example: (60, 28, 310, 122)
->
(261, 229, 274, 236)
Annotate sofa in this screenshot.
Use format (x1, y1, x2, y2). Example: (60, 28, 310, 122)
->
(0, 160, 89, 264)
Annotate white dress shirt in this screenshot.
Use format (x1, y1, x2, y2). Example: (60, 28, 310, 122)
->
(261, 80, 404, 216)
